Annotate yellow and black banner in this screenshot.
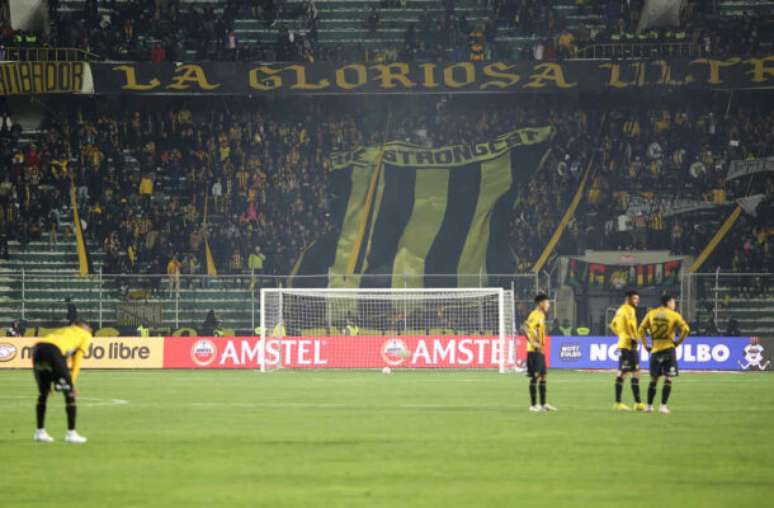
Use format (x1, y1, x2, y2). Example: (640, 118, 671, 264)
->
(0, 61, 93, 96)
(70, 184, 92, 277)
(291, 127, 552, 288)
(90, 56, 774, 95)
(202, 197, 218, 276)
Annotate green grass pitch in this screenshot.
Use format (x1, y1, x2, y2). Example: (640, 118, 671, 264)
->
(2, 369, 773, 507)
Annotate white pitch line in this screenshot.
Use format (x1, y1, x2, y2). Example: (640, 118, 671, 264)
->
(0, 396, 129, 409)
(186, 401, 508, 410)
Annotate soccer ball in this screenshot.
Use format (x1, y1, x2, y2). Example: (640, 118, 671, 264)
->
(382, 366, 392, 374)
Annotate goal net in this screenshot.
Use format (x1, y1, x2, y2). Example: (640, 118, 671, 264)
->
(259, 288, 519, 373)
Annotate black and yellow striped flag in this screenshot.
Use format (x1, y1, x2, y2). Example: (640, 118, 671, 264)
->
(291, 127, 552, 288)
(203, 197, 218, 276)
(70, 184, 92, 277)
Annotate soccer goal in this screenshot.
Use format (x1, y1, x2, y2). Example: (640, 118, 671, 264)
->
(259, 288, 519, 373)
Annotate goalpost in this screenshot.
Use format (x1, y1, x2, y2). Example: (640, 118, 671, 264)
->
(259, 288, 518, 373)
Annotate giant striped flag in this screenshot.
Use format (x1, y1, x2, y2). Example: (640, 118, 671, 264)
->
(291, 126, 553, 288)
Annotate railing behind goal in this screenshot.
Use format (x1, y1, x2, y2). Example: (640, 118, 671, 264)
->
(259, 288, 518, 373)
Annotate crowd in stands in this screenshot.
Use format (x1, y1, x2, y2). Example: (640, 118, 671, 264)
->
(3, 0, 758, 63)
(505, 97, 773, 276)
(1, 93, 771, 284)
(564, 107, 765, 239)
(51, 0, 257, 61)
(0, 97, 363, 278)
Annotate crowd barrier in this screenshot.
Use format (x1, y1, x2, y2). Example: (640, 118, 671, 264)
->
(0, 336, 769, 371)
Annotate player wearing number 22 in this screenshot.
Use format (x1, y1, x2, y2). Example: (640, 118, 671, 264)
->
(637, 294, 690, 414)
(521, 294, 557, 413)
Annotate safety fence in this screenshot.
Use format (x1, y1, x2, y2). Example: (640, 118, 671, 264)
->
(684, 272, 774, 337)
(3, 272, 545, 334)
(1, 46, 98, 61)
(5, 270, 771, 337)
(575, 41, 701, 60)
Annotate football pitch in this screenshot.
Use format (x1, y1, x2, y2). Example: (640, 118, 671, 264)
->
(2, 370, 773, 508)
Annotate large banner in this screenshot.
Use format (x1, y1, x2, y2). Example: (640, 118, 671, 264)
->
(550, 336, 763, 371)
(163, 336, 528, 369)
(91, 56, 774, 95)
(1, 335, 769, 371)
(0, 61, 93, 95)
(565, 258, 682, 290)
(0, 336, 164, 368)
(291, 127, 552, 288)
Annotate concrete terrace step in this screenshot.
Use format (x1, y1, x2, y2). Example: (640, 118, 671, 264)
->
(7, 307, 253, 320)
(718, 0, 774, 15)
(0, 262, 104, 272)
(7, 240, 99, 249)
(2, 253, 106, 264)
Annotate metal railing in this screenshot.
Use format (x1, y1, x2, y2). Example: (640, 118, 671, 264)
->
(7, 269, 771, 335)
(560, 271, 774, 337)
(686, 272, 774, 335)
(575, 41, 701, 60)
(1, 47, 98, 61)
(6, 271, 543, 333)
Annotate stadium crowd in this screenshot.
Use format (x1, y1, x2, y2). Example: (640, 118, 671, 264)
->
(27, 0, 769, 63)
(562, 105, 774, 252)
(1, 94, 771, 281)
(1, 97, 359, 276)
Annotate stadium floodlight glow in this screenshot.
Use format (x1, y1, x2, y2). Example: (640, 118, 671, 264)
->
(259, 288, 518, 373)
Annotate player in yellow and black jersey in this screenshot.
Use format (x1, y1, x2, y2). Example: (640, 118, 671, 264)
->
(637, 294, 690, 414)
(609, 290, 645, 412)
(521, 294, 557, 412)
(31, 321, 93, 443)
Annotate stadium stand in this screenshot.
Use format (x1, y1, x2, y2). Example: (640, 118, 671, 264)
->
(39, 0, 774, 62)
(3, 0, 774, 501)
(0, 0, 772, 337)
(2, 93, 772, 334)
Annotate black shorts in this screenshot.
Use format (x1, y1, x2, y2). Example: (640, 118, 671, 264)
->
(32, 343, 73, 393)
(526, 351, 546, 377)
(618, 349, 640, 373)
(649, 348, 679, 378)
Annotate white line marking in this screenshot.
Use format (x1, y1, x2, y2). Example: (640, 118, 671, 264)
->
(0, 396, 129, 409)
(186, 401, 507, 410)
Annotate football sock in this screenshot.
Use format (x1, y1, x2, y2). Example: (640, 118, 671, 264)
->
(538, 380, 546, 406)
(65, 392, 77, 431)
(529, 378, 537, 406)
(631, 377, 641, 403)
(615, 376, 624, 403)
(36, 393, 48, 429)
(647, 381, 657, 405)
(662, 379, 672, 405)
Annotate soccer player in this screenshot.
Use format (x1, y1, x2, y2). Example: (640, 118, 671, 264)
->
(637, 294, 690, 414)
(610, 290, 645, 411)
(521, 294, 557, 412)
(31, 321, 93, 443)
